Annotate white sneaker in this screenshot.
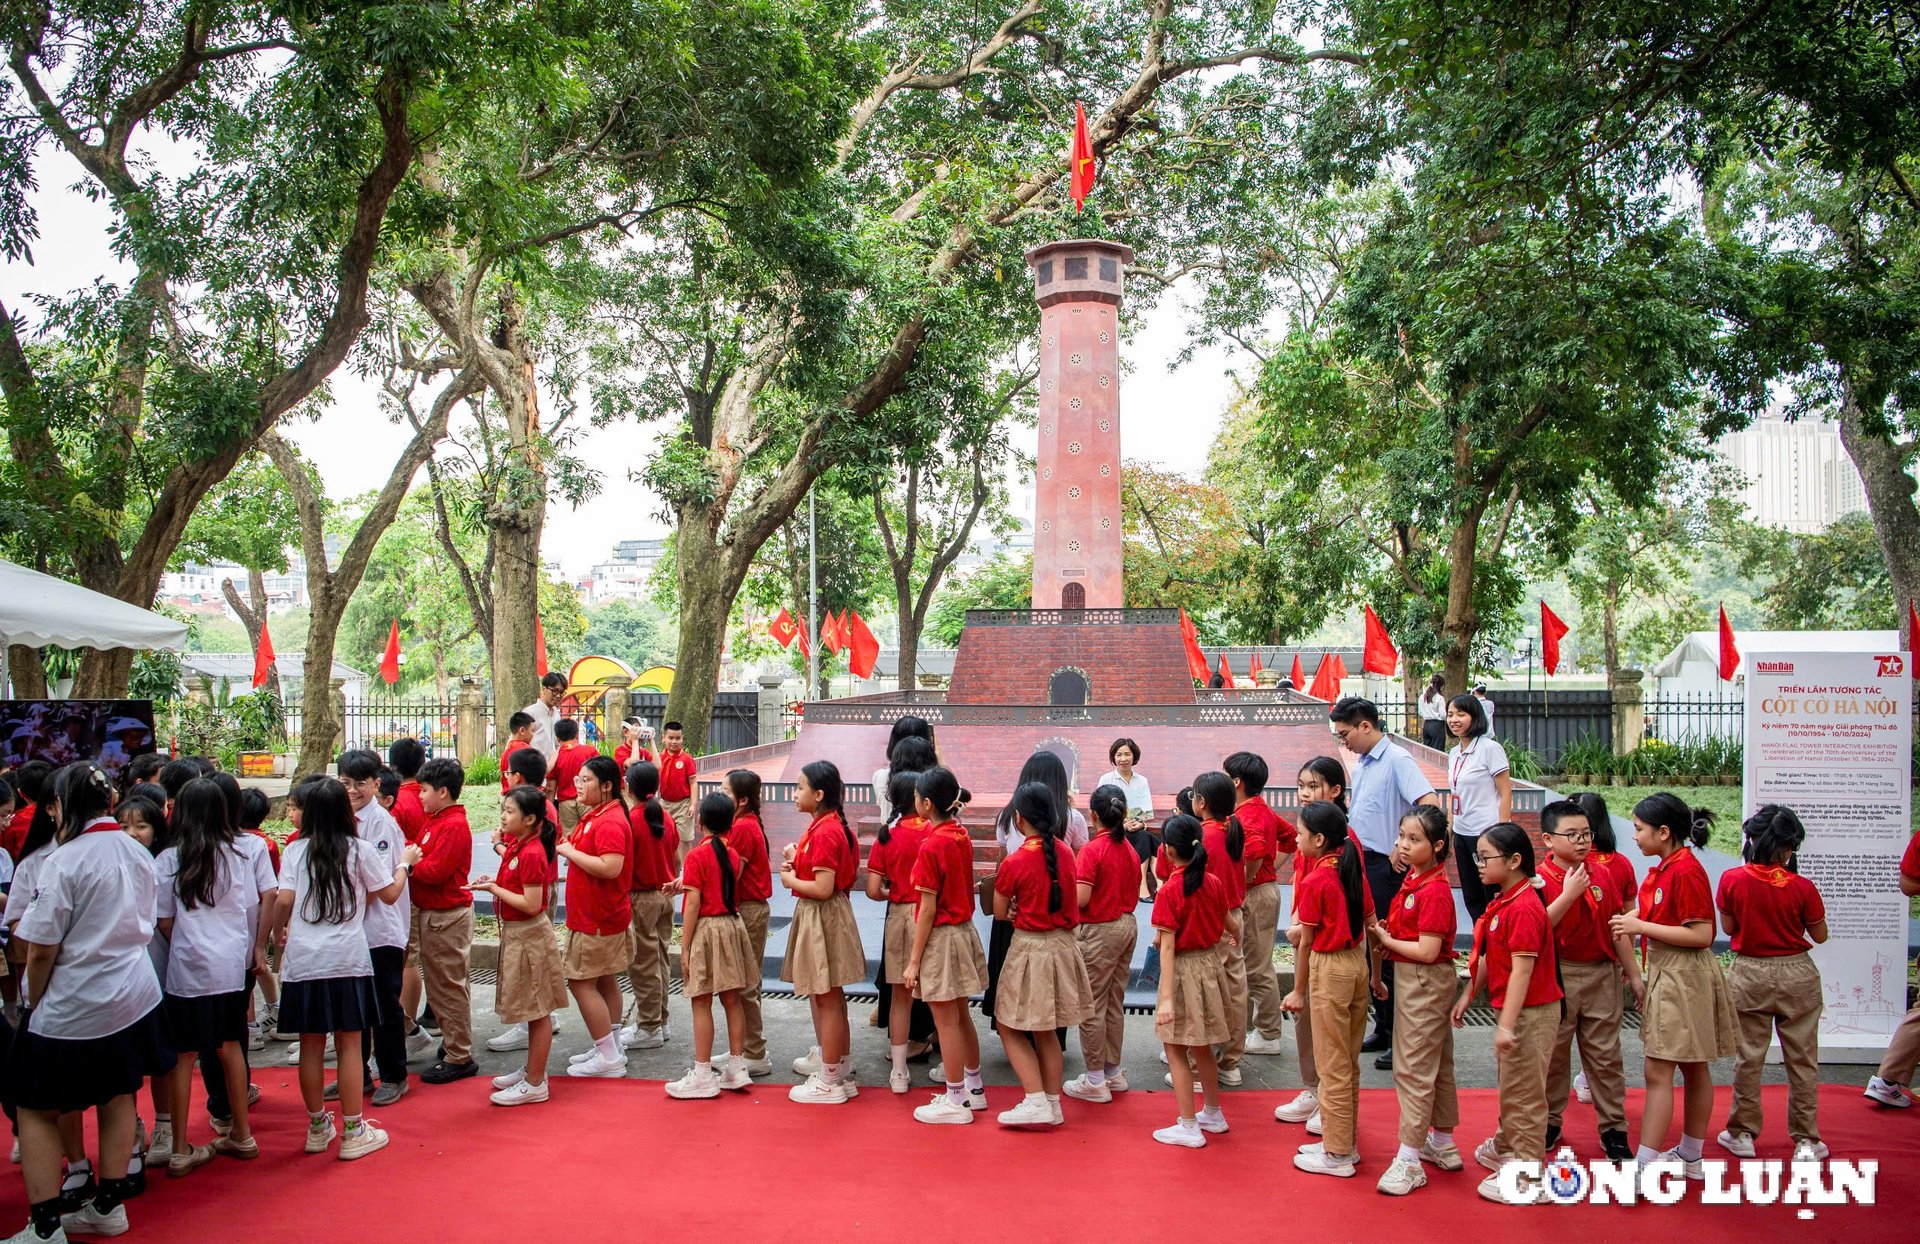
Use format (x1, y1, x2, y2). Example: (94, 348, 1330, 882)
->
(405, 1027, 436, 1061)
(838, 1068, 860, 1098)
(718, 1063, 752, 1092)
(619, 1024, 667, 1051)
(1653, 1148, 1705, 1181)
(1793, 1139, 1829, 1161)
(1049, 1097, 1064, 1126)
(996, 1096, 1055, 1128)
(566, 1051, 629, 1078)
(1106, 1068, 1129, 1092)
(247, 1021, 266, 1052)
(491, 1068, 527, 1091)
(1306, 1111, 1323, 1135)
(787, 1075, 848, 1105)
(490, 1079, 549, 1107)
(1717, 1129, 1756, 1159)
(1244, 1031, 1285, 1056)
(1864, 1076, 1912, 1108)
(568, 1047, 601, 1064)
(1475, 1137, 1512, 1172)
(889, 1067, 912, 1094)
(1158, 1048, 1169, 1064)
(303, 1114, 337, 1154)
(1153, 1119, 1206, 1148)
(1294, 1148, 1358, 1177)
(1478, 1170, 1536, 1204)
(1217, 1065, 1242, 1087)
(1418, 1138, 1464, 1170)
(1377, 1156, 1428, 1195)
(1063, 1074, 1112, 1103)
(665, 1067, 721, 1100)
(914, 1095, 975, 1125)
(965, 1087, 988, 1112)
(1573, 1071, 1592, 1104)
(145, 1123, 173, 1164)
(1274, 1088, 1319, 1123)
(486, 1023, 530, 1052)
(1196, 1106, 1229, 1134)
(338, 1121, 389, 1160)
(60, 1202, 126, 1236)
(793, 1046, 825, 1076)
(927, 1061, 945, 1083)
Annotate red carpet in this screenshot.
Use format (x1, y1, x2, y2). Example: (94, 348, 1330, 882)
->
(6, 1081, 1914, 1242)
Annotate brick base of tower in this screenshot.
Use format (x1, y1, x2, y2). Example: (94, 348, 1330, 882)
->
(945, 613, 1195, 705)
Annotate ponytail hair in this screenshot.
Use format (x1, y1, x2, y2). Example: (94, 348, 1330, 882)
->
(1160, 814, 1208, 897)
(1401, 803, 1450, 864)
(1300, 800, 1364, 939)
(1482, 821, 1536, 877)
(697, 790, 739, 914)
(1632, 791, 1712, 851)
(1575, 790, 1616, 853)
(1298, 756, 1348, 811)
(1088, 784, 1129, 842)
(626, 761, 666, 839)
(878, 769, 922, 845)
(1173, 785, 1195, 818)
(504, 786, 558, 864)
(726, 768, 762, 818)
(52, 762, 115, 844)
(1010, 780, 1064, 914)
(915, 766, 970, 821)
(801, 759, 855, 860)
(1741, 804, 1805, 869)
(1192, 771, 1243, 861)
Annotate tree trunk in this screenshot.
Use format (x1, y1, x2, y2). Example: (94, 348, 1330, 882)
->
(487, 347, 547, 739)
(221, 569, 284, 706)
(663, 524, 737, 753)
(6, 646, 47, 698)
(294, 583, 347, 774)
(1835, 374, 1920, 650)
(1601, 583, 1621, 686)
(1439, 502, 1487, 695)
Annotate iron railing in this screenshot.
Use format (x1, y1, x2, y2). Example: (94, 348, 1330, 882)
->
(798, 698, 1333, 727)
(963, 608, 1179, 627)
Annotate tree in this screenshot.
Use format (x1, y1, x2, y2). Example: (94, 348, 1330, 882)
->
(1565, 482, 1696, 683)
(1119, 463, 1242, 628)
(1723, 511, 1894, 633)
(925, 552, 1032, 648)
(339, 493, 486, 702)
(581, 599, 677, 674)
(172, 453, 300, 704)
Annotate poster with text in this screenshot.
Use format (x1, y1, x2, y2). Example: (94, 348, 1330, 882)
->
(1743, 647, 1913, 1059)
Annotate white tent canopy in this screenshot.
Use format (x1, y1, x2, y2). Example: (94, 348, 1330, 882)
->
(0, 559, 189, 654)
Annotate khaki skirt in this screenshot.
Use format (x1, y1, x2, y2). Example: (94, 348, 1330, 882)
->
(994, 927, 1093, 1032)
(918, 922, 988, 1003)
(563, 927, 635, 981)
(882, 902, 916, 983)
(1641, 941, 1738, 1063)
(1156, 943, 1232, 1048)
(683, 913, 756, 998)
(496, 916, 571, 1023)
(781, 891, 866, 996)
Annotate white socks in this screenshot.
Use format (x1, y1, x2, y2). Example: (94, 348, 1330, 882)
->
(1429, 1129, 1452, 1148)
(964, 1066, 983, 1093)
(594, 1033, 619, 1059)
(1085, 1067, 1106, 1085)
(1677, 1133, 1704, 1162)
(695, 1061, 712, 1074)
(890, 1043, 907, 1074)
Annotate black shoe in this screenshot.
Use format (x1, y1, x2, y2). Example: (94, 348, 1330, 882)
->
(1545, 1123, 1562, 1149)
(1359, 1030, 1391, 1053)
(421, 1058, 478, 1085)
(1601, 1129, 1632, 1161)
(55, 1177, 96, 1215)
(1373, 1050, 1394, 1070)
(418, 1002, 441, 1036)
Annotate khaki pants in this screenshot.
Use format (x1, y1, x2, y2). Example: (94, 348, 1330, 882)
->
(558, 798, 582, 831)
(1296, 995, 1317, 1088)
(739, 900, 770, 1060)
(1495, 1002, 1559, 1162)
(410, 906, 474, 1063)
(1075, 916, 1137, 1071)
(1215, 912, 1249, 1070)
(1392, 960, 1459, 1148)
(1877, 995, 1920, 1086)
(664, 797, 695, 855)
(1308, 946, 1370, 1157)
(1726, 952, 1824, 1141)
(1243, 882, 1282, 1040)
(1547, 958, 1628, 1132)
(626, 889, 674, 1030)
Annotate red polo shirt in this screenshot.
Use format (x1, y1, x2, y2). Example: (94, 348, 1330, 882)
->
(1901, 834, 1920, 882)
(1155, 818, 1247, 908)
(1589, 850, 1638, 909)
(613, 743, 653, 773)
(792, 812, 857, 892)
(627, 802, 678, 891)
(550, 743, 594, 801)
(911, 824, 976, 925)
(682, 838, 743, 919)
(1540, 856, 1625, 963)
(1385, 864, 1457, 963)
(732, 812, 772, 903)
(391, 781, 426, 844)
(1294, 853, 1372, 952)
(658, 748, 695, 802)
(499, 738, 529, 794)
(1235, 797, 1295, 886)
(867, 815, 930, 905)
(494, 833, 554, 923)
(1076, 833, 1143, 924)
(994, 838, 1079, 932)
(1152, 868, 1229, 952)
(410, 805, 473, 910)
(1716, 864, 1826, 957)
(1, 803, 34, 862)
(1638, 847, 1715, 945)
(565, 801, 632, 935)
(1474, 882, 1562, 1009)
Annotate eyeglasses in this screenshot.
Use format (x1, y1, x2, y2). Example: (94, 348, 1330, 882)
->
(1472, 853, 1506, 867)
(1545, 830, 1594, 843)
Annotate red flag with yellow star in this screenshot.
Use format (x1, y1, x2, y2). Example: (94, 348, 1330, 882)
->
(1070, 100, 1096, 212)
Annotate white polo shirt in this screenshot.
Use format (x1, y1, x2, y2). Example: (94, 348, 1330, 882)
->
(18, 821, 164, 1038)
(522, 699, 559, 761)
(1448, 736, 1511, 838)
(1095, 770, 1153, 815)
(356, 801, 410, 950)
(156, 837, 276, 998)
(278, 837, 393, 983)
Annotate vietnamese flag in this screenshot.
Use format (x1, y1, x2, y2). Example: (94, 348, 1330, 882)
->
(1215, 652, 1235, 689)
(379, 620, 401, 686)
(1717, 605, 1739, 681)
(847, 611, 880, 680)
(1305, 654, 1338, 701)
(1249, 650, 1264, 680)
(1288, 653, 1305, 691)
(1069, 100, 1097, 212)
(1177, 609, 1210, 682)
(1362, 605, 1398, 676)
(535, 616, 549, 678)
(822, 611, 844, 657)
(769, 608, 799, 649)
(1540, 601, 1571, 676)
(797, 620, 811, 659)
(251, 614, 276, 690)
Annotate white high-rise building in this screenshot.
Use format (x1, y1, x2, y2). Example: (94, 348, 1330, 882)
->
(1714, 415, 1868, 533)
(579, 537, 669, 603)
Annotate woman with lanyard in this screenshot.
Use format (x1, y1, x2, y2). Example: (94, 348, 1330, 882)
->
(1094, 738, 1155, 897)
(1445, 693, 1511, 925)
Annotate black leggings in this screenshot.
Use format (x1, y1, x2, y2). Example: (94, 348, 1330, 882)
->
(1454, 831, 1493, 926)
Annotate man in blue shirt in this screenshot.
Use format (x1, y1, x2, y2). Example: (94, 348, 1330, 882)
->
(1330, 695, 1441, 1069)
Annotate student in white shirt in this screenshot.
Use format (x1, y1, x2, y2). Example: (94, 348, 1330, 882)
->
(1418, 675, 1448, 750)
(268, 777, 418, 1163)
(155, 779, 275, 1176)
(338, 750, 413, 1107)
(10, 763, 171, 1243)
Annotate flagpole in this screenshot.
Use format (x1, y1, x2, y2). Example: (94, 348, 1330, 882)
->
(807, 489, 819, 699)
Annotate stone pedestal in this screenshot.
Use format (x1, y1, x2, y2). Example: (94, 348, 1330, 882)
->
(455, 677, 487, 766)
(1609, 668, 1645, 755)
(602, 676, 633, 742)
(1025, 238, 1132, 610)
(757, 672, 788, 742)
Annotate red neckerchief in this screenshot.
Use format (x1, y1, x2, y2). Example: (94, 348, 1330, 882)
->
(1401, 863, 1447, 895)
(82, 816, 123, 835)
(1539, 857, 1601, 918)
(1744, 862, 1795, 889)
(1468, 881, 1533, 982)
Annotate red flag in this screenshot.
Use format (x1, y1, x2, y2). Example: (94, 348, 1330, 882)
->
(1305, 654, 1338, 701)
(1540, 601, 1571, 676)
(1362, 605, 1398, 676)
(822, 611, 843, 657)
(1288, 653, 1305, 690)
(1069, 100, 1096, 212)
(1330, 653, 1350, 684)
(1249, 650, 1264, 679)
(797, 621, 811, 659)
(379, 620, 401, 686)
(1908, 599, 1919, 675)
(1717, 605, 1739, 681)
(1177, 609, 1210, 682)
(769, 608, 799, 649)
(847, 611, 880, 680)
(1215, 652, 1235, 689)
(251, 614, 276, 690)
(535, 616, 549, 678)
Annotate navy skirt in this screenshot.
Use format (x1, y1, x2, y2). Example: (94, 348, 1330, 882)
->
(278, 976, 380, 1035)
(164, 990, 249, 1051)
(10, 1005, 174, 1113)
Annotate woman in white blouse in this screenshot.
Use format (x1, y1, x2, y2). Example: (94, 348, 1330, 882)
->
(1094, 737, 1151, 830)
(1445, 693, 1511, 923)
(1417, 675, 1448, 750)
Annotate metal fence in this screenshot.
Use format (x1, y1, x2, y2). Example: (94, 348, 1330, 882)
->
(1478, 690, 1614, 768)
(285, 692, 762, 757)
(1642, 693, 1746, 744)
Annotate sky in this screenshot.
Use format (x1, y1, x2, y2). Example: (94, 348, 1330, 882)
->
(2, 153, 1248, 579)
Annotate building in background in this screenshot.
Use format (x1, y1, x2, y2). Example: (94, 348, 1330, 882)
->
(578, 537, 670, 604)
(1713, 414, 1868, 533)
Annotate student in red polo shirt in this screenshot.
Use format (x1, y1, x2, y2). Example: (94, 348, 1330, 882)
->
(1868, 830, 1920, 1109)
(1455, 822, 1562, 1204)
(560, 756, 634, 1079)
(619, 761, 677, 1053)
(664, 793, 758, 1100)
(657, 720, 696, 863)
(470, 789, 569, 1106)
(1608, 793, 1736, 1178)
(1715, 805, 1829, 1160)
(411, 760, 476, 1084)
(1225, 752, 1294, 1063)
(1149, 815, 1236, 1148)
(1367, 804, 1461, 1195)
(0, 759, 48, 862)
(779, 761, 866, 1105)
(1537, 800, 1642, 1161)
(387, 739, 428, 844)
(498, 713, 534, 795)
(1283, 800, 1379, 1179)
(1064, 785, 1143, 1105)
(865, 770, 931, 1094)
(905, 766, 988, 1125)
(548, 718, 595, 830)
(719, 770, 774, 1078)
(613, 718, 654, 776)
(1156, 773, 1249, 1088)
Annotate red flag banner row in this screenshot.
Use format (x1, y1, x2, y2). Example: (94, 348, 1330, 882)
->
(767, 608, 880, 679)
